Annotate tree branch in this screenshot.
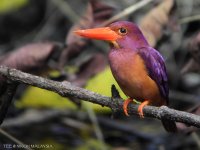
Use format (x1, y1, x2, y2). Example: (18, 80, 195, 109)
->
(0, 66, 200, 128)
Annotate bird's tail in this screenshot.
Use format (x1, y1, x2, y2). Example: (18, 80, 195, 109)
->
(161, 119, 177, 133)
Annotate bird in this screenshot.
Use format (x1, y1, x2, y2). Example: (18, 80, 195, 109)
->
(75, 21, 177, 132)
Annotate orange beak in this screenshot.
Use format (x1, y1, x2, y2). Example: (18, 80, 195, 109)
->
(74, 27, 121, 41)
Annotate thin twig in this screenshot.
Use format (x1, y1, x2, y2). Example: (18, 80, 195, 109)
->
(179, 14, 200, 24)
(169, 90, 200, 104)
(191, 132, 200, 149)
(100, 0, 154, 27)
(0, 128, 33, 150)
(50, 0, 79, 23)
(0, 66, 200, 128)
(83, 102, 107, 150)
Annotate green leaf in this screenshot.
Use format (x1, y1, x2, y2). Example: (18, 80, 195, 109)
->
(85, 66, 126, 98)
(83, 67, 126, 112)
(16, 86, 76, 109)
(0, 0, 28, 14)
(75, 139, 110, 150)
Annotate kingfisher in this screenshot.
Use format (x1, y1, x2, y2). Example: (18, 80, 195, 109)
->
(75, 21, 177, 132)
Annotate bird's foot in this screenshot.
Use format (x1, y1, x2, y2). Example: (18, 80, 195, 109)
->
(123, 98, 134, 116)
(138, 100, 150, 118)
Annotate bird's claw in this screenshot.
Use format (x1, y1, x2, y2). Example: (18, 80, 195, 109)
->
(138, 105, 145, 118)
(137, 100, 150, 118)
(123, 98, 133, 116)
(123, 99, 150, 118)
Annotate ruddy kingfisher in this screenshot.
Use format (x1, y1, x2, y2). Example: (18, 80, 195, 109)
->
(75, 21, 177, 132)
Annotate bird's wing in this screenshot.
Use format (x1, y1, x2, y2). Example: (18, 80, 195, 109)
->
(138, 47, 169, 103)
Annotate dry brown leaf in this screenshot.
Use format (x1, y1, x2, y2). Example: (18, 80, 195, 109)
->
(0, 42, 61, 74)
(181, 59, 200, 74)
(140, 0, 176, 47)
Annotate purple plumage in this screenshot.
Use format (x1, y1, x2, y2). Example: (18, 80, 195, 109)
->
(75, 20, 177, 132)
(138, 47, 169, 104)
(108, 21, 169, 104)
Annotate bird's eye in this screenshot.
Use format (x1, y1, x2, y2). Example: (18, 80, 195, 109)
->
(118, 27, 127, 35)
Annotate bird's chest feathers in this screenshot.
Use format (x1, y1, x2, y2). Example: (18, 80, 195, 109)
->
(109, 51, 147, 85)
(109, 50, 159, 100)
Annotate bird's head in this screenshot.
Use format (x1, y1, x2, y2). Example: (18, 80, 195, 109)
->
(74, 21, 149, 50)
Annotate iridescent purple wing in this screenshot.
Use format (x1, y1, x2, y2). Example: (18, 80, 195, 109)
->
(138, 47, 169, 104)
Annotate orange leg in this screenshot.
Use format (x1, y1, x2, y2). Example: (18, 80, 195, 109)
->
(123, 98, 133, 116)
(138, 100, 150, 118)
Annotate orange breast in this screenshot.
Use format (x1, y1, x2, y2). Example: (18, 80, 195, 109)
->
(109, 50, 164, 106)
